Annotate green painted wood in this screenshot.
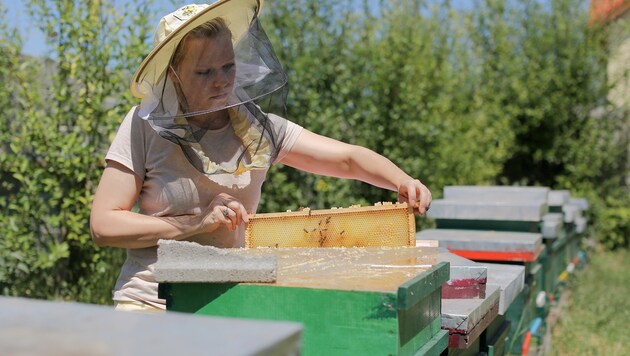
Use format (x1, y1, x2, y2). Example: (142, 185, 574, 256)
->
(528, 259, 549, 319)
(484, 314, 506, 342)
(166, 283, 399, 354)
(160, 274, 445, 355)
(542, 227, 567, 245)
(398, 262, 449, 309)
(159, 282, 239, 313)
(541, 246, 555, 294)
(514, 246, 546, 295)
(549, 206, 563, 213)
(551, 234, 568, 253)
(446, 336, 481, 356)
(504, 288, 528, 355)
(400, 290, 443, 355)
(541, 232, 572, 297)
(504, 284, 541, 355)
(415, 329, 449, 356)
(435, 219, 539, 232)
(544, 263, 553, 296)
(485, 320, 510, 356)
(531, 262, 545, 295)
(550, 235, 569, 289)
(567, 232, 581, 268)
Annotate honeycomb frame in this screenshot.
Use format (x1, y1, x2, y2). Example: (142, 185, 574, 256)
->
(245, 202, 415, 248)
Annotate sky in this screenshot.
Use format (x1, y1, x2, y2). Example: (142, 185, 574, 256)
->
(4, 0, 477, 57)
(3, 0, 187, 56)
(4, 1, 43, 56)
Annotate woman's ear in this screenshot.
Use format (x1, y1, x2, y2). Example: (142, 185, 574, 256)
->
(168, 65, 179, 83)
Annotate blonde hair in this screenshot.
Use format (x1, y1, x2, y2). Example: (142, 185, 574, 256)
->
(170, 17, 232, 69)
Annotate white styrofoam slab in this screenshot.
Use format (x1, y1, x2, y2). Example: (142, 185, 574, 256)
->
(441, 285, 501, 332)
(427, 199, 548, 222)
(548, 190, 570, 207)
(0, 296, 302, 355)
(417, 229, 542, 253)
(542, 213, 564, 238)
(479, 263, 525, 315)
(569, 198, 589, 211)
(438, 248, 487, 282)
(443, 186, 549, 203)
(155, 240, 277, 283)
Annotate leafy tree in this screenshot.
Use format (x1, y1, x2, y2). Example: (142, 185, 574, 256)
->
(0, 0, 155, 303)
(261, 0, 515, 216)
(261, 0, 628, 246)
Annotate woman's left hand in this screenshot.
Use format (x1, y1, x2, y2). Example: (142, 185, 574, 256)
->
(397, 179, 432, 215)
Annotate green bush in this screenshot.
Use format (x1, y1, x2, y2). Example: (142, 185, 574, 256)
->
(0, 0, 154, 303)
(596, 197, 630, 250)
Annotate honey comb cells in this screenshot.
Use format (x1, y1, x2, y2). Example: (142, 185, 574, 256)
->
(245, 202, 415, 248)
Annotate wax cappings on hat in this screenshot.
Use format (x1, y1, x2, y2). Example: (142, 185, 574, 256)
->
(130, 1, 289, 176)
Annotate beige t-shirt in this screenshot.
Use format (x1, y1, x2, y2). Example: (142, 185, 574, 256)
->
(106, 106, 303, 308)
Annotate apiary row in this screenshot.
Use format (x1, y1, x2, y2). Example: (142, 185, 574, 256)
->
(2, 185, 588, 355)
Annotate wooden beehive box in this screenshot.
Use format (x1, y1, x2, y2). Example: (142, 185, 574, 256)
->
(159, 247, 449, 356)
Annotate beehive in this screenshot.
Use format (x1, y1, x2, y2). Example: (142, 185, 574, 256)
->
(245, 202, 415, 248)
(158, 247, 449, 355)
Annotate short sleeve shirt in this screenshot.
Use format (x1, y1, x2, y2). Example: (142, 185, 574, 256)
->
(107, 106, 303, 308)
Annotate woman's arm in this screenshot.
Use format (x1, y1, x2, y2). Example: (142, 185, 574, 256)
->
(279, 129, 432, 214)
(90, 161, 248, 249)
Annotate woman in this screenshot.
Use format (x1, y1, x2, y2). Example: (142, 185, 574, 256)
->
(90, 1, 431, 312)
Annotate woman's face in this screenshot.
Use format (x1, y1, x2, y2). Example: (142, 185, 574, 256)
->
(171, 32, 236, 113)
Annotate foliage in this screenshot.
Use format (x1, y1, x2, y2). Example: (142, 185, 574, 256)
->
(0, 0, 155, 303)
(595, 195, 630, 250)
(260, 0, 629, 243)
(0, 0, 627, 303)
(261, 0, 516, 217)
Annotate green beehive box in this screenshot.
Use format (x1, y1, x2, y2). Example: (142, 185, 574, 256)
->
(501, 248, 546, 355)
(483, 315, 511, 356)
(541, 237, 564, 296)
(435, 219, 541, 233)
(548, 233, 570, 297)
(504, 285, 538, 355)
(158, 247, 449, 356)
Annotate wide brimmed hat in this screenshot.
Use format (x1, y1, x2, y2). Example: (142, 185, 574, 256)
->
(131, 0, 262, 99)
(129, 0, 290, 177)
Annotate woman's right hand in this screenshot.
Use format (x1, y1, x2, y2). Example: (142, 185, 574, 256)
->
(200, 193, 249, 232)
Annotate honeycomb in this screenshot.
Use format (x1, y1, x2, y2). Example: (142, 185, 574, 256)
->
(245, 202, 415, 248)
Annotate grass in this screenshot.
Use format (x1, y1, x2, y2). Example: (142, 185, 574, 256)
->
(551, 247, 630, 355)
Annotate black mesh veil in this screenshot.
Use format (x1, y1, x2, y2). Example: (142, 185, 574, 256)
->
(135, 4, 288, 176)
